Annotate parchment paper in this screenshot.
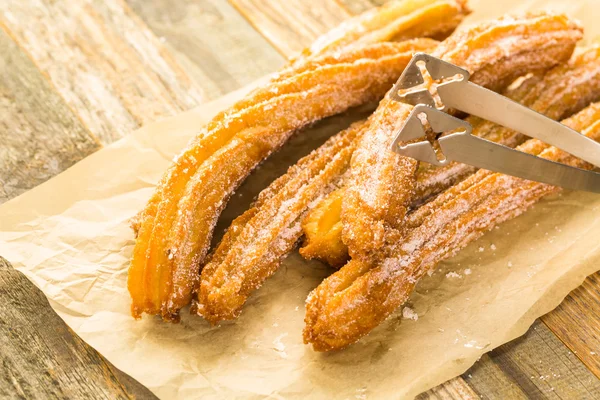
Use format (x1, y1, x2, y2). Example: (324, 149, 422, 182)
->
(1, 1, 600, 398)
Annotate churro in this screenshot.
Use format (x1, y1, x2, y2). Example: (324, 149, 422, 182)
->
(128, 39, 437, 321)
(196, 121, 367, 323)
(300, 46, 600, 267)
(293, 0, 470, 63)
(305, 103, 600, 351)
(341, 12, 582, 259)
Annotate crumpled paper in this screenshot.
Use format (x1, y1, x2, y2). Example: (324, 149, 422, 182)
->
(1, 1, 599, 398)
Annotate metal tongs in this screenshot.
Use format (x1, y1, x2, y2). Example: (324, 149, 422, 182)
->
(390, 53, 600, 193)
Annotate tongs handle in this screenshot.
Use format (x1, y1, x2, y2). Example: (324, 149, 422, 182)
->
(393, 106, 600, 193)
(439, 81, 600, 168)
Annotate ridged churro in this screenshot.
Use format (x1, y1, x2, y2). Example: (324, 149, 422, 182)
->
(301, 46, 600, 270)
(293, 0, 470, 63)
(305, 103, 600, 351)
(196, 121, 368, 323)
(341, 13, 583, 259)
(128, 39, 437, 321)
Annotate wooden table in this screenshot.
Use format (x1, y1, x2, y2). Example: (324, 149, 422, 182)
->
(1, 1, 599, 398)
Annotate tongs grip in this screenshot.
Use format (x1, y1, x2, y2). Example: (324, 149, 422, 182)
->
(393, 106, 600, 193)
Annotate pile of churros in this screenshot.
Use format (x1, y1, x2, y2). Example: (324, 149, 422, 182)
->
(127, 0, 600, 351)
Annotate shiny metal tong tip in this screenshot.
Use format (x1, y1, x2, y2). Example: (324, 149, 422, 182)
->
(390, 53, 600, 193)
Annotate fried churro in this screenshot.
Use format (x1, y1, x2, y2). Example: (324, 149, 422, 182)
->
(300, 75, 542, 267)
(341, 12, 582, 260)
(293, 0, 470, 63)
(128, 0, 472, 321)
(128, 38, 438, 321)
(305, 103, 600, 351)
(300, 46, 600, 267)
(196, 121, 368, 323)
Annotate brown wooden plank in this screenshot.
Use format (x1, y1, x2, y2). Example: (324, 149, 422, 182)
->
(0, 257, 157, 399)
(465, 320, 600, 399)
(464, 354, 529, 399)
(126, 0, 285, 101)
(542, 273, 600, 378)
(230, 0, 352, 57)
(418, 377, 479, 400)
(0, 25, 101, 204)
(1, 0, 206, 144)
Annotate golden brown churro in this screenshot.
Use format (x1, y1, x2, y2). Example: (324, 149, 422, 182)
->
(341, 12, 582, 260)
(300, 46, 600, 269)
(305, 103, 600, 351)
(128, 0, 467, 321)
(128, 39, 437, 321)
(293, 0, 470, 63)
(196, 121, 368, 323)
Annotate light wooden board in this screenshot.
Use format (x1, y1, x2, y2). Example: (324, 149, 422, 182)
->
(0, 257, 157, 399)
(1, 0, 205, 143)
(466, 321, 600, 399)
(336, 0, 384, 14)
(126, 0, 285, 100)
(0, 25, 101, 204)
(418, 377, 479, 400)
(230, 0, 352, 57)
(542, 274, 600, 378)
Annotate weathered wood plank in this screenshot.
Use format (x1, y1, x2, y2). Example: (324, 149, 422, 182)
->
(464, 354, 529, 399)
(465, 320, 600, 399)
(417, 377, 479, 400)
(542, 273, 600, 378)
(0, 25, 101, 204)
(230, 0, 352, 57)
(1, 0, 205, 144)
(126, 0, 285, 101)
(0, 257, 157, 399)
(335, 0, 379, 14)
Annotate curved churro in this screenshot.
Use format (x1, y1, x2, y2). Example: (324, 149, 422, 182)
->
(300, 46, 600, 267)
(293, 0, 470, 63)
(196, 121, 367, 323)
(300, 75, 543, 267)
(300, 187, 350, 268)
(341, 12, 582, 259)
(128, 39, 437, 321)
(305, 103, 600, 351)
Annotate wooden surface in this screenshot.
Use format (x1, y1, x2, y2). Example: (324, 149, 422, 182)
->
(0, 0, 599, 398)
(0, 257, 157, 399)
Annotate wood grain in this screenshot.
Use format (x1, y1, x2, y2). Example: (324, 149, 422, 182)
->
(418, 377, 479, 400)
(542, 273, 600, 378)
(1, 0, 205, 144)
(126, 0, 284, 101)
(230, 0, 352, 57)
(0, 257, 157, 399)
(466, 320, 600, 399)
(464, 354, 529, 399)
(335, 0, 379, 14)
(0, 25, 101, 204)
